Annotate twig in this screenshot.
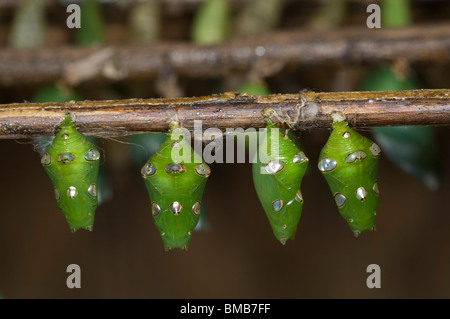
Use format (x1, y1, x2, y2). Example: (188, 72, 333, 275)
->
(0, 0, 377, 8)
(0, 89, 449, 139)
(0, 23, 449, 86)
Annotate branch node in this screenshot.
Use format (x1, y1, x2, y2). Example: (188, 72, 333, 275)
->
(263, 93, 309, 129)
(331, 111, 346, 123)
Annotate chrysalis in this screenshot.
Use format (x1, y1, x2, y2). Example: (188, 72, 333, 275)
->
(41, 114, 100, 233)
(252, 118, 309, 245)
(141, 128, 210, 251)
(318, 115, 380, 237)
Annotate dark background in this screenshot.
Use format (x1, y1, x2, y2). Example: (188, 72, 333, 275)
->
(0, 0, 449, 298)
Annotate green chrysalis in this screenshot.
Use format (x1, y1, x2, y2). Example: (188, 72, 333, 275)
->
(141, 129, 210, 251)
(318, 116, 380, 237)
(41, 114, 100, 233)
(252, 117, 309, 245)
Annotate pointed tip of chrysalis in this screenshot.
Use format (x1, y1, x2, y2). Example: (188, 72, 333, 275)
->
(160, 232, 193, 252)
(353, 230, 361, 238)
(279, 238, 287, 245)
(68, 223, 94, 233)
(162, 244, 190, 252)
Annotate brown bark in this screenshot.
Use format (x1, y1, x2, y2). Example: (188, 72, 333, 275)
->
(0, 89, 449, 139)
(0, 23, 449, 86)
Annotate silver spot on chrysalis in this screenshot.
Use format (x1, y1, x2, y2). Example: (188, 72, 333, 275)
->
(272, 199, 284, 212)
(41, 153, 51, 165)
(265, 160, 284, 174)
(84, 149, 100, 161)
(345, 151, 367, 163)
(195, 163, 211, 177)
(293, 151, 308, 164)
(54, 188, 61, 201)
(355, 187, 368, 201)
(88, 184, 97, 198)
(373, 181, 379, 195)
(318, 158, 337, 172)
(342, 131, 351, 139)
(141, 163, 157, 177)
(152, 202, 161, 216)
(170, 201, 183, 215)
(171, 142, 182, 150)
(369, 143, 381, 157)
(192, 201, 201, 216)
(294, 190, 303, 203)
(57, 153, 75, 163)
(61, 133, 69, 140)
(67, 186, 78, 199)
(165, 164, 186, 174)
(334, 193, 346, 207)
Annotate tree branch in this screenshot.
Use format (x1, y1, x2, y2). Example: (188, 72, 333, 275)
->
(1, 89, 449, 139)
(0, 23, 449, 86)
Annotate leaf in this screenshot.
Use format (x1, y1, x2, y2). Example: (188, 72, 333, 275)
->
(77, 0, 106, 46)
(191, 0, 231, 45)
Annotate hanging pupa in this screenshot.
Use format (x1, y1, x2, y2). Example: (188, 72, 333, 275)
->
(252, 112, 309, 245)
(41, 114, 100, 233)
(318, 112, 380, 237)
(141, 127, 210, 251)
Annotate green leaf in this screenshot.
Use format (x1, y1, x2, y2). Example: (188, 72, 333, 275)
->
(371, 126, 441, 190)
(238, 81, 271, 96)
(360, 67, 416, 92)
(381, 0, 412, 28)
(76, 0, 106, 46)
(191, 0, 231, 45)
(32, 84, 82, 103)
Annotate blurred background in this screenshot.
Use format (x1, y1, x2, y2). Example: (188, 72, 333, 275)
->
(0, 0, 449, 298)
